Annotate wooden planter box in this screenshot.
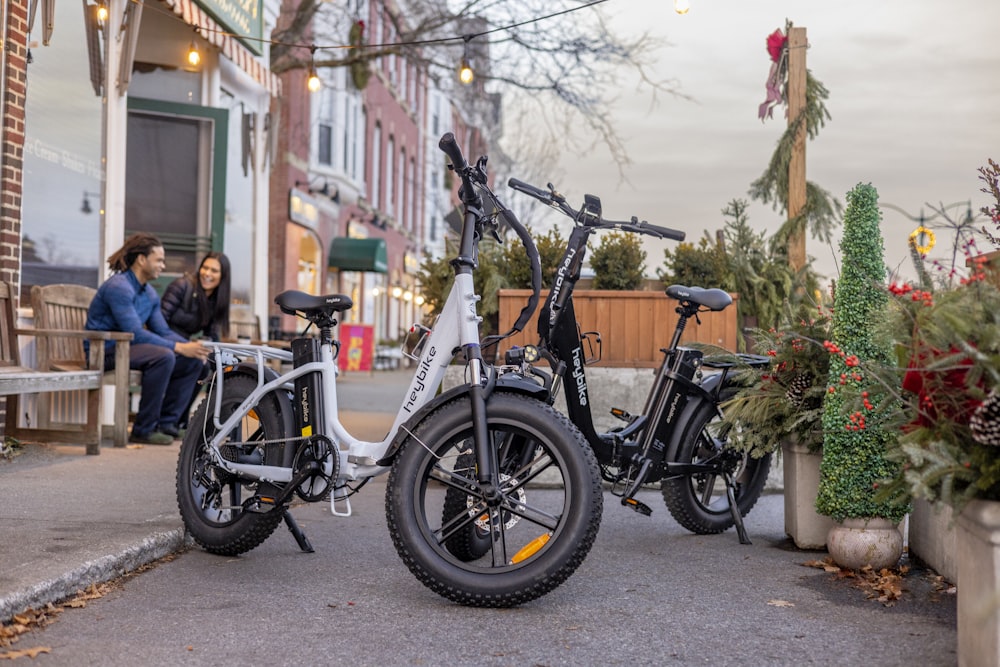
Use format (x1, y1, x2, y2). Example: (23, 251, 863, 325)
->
(497, 289, 738, 368)
(782, 440, 835, 550)
(957, 499, 1000, 667)
(909, 497, 958, 583)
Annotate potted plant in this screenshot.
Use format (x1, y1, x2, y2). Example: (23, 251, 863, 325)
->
(876, 159, 1000, 667)
(814, 182, 907, 570)
(722, 301, 835, 548)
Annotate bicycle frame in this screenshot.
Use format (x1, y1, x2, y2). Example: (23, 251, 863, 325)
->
(541, 232, 719, 472)
(199, 271, 478, 490)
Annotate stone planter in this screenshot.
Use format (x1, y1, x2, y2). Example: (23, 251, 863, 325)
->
(909, 497, 958, 583)
(826, 517, 904, 570)
(782, 440, 835, 549)
(956, 499, 1000, 667)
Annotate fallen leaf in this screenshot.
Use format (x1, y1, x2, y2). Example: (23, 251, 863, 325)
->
(0, 646, 52, 660)
(767, 599, 795, 608)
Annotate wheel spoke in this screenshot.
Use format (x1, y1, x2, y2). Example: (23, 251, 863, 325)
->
(500, 451, 554, 492)
(698, 473, 719, 506)
(500, 494, 560, 531)
(435, 498, 488, 544)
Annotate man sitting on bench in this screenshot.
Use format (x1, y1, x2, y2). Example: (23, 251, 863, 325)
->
(86, 233, 209, 445)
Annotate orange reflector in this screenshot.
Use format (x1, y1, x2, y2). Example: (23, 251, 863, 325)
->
(509, 533, 551, 564)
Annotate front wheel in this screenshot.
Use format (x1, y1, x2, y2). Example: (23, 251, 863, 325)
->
(386, 392, 603, 607)
(661, 390, 771, 534)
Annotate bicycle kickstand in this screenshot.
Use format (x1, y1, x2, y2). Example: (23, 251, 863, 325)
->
(283, 509, 315, 553)
(723, 472, 752, 545)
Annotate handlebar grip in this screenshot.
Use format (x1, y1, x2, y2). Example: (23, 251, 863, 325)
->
(507, 177, 550, 202)
(438, 133, 468, 171)
(639, 223, 685, 242)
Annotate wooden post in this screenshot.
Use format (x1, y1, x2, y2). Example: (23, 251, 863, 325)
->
(786, 27, 807, 272)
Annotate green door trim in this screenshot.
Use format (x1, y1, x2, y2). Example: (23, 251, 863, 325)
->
(126, 97, 228, 253)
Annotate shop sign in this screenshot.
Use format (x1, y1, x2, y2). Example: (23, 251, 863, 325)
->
(195, 0, 264, 55)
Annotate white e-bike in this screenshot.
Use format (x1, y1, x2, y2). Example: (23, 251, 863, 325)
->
(175, 134, 603, 607)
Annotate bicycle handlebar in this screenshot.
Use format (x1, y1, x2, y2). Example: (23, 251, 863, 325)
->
(439, 135, 540, 337)
(507, 177, 552, 203)
(438, 132, 468, 172)
(507, 177, 686, 243)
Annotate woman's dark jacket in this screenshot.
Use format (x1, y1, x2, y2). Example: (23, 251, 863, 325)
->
(161, 275, 220, 341)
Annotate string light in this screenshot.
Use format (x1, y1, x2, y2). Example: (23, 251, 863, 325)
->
(96, 2, 109, 22)
(187, 40, 201, 66)
(134, 0, 612, 67)
(458, 36, 474, 85)
(674, 0, 690, 14)
(307, 44, 322, 92)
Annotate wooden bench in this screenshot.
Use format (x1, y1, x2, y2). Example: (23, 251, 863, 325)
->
(0, 281, 131, 455)
(29, 284, 138, 449)
(227, 305, 263, 343)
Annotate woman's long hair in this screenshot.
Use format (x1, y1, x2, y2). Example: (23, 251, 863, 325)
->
(197, 251, 231, 339)
(107, 232, 162, 273)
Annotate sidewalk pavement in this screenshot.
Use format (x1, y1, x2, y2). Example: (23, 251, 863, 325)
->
(0, 369, 413, 622)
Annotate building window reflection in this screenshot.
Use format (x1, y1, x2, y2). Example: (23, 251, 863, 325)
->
(21, 0, 103, 293)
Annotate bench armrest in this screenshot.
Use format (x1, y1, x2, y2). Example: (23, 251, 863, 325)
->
(16, 327, 134, 342)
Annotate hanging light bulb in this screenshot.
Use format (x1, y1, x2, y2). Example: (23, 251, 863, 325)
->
(674, 0, 690, 14)
(307, 45, 322, 92)
(458, 36, 474, 85)
(187, 41, 201, 67)
(307, 65, 322, 92)
(96, 2, 108, 22)
(459, 58, 474, 85)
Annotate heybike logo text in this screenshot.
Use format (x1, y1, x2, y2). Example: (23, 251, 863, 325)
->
(403, 345, 438, 413)
(548, 248, 576, 326)
(571, 346, 588, 406)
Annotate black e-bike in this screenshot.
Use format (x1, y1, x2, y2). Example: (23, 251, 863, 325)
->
(503, 179, 772, 544)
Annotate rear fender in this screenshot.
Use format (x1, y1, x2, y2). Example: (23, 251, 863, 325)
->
(662, 372, 724, 462)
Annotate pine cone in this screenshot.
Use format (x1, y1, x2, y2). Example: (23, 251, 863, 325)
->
(785, 372, 814, 408)
(971, 389, 1000, 447)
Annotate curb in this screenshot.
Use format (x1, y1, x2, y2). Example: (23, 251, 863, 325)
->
(0, 528, 189, 623)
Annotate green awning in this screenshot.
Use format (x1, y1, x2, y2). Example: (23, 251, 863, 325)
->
(328, 237, 388, 273)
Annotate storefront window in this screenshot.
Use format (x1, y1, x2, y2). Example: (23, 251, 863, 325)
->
(21, 0, 103, 290)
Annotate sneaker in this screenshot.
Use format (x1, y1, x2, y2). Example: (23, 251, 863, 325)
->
(159, 424, 180, 438)
(130, 431, 174, 445)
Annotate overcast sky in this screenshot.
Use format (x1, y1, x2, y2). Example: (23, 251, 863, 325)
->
(519, 0, 1000, 283)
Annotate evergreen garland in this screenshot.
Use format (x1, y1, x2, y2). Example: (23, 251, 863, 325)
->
(815, 183, 907, 523)
(750, 23, 842, 250)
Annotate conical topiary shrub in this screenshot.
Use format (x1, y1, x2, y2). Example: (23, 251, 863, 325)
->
(815, 182, 907, 569)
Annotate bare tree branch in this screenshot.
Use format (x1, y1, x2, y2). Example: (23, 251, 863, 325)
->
(270, 0, 680, 169)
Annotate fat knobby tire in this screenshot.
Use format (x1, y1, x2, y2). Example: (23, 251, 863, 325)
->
(385, 392, 602, 607)
(176, 374, 287, 556)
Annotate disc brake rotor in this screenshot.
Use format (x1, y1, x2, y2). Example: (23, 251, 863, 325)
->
(468, 473, 527, 531)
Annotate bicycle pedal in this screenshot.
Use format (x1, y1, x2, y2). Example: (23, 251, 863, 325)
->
(622, 497, 652, 516)
(246, 495, 278, 513)
(610, 407, 633, 422)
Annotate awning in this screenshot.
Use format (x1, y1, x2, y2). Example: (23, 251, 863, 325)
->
(159, 0, 282, 96)
(329, 238, 389, 273)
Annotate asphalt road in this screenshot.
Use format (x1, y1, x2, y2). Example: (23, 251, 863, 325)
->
(12, 482, 956, 667)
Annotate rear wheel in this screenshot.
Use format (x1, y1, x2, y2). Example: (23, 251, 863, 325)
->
(386, 392, 602, 607)
(176, 374, 288, 555)
(661, 389, 771, 534)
